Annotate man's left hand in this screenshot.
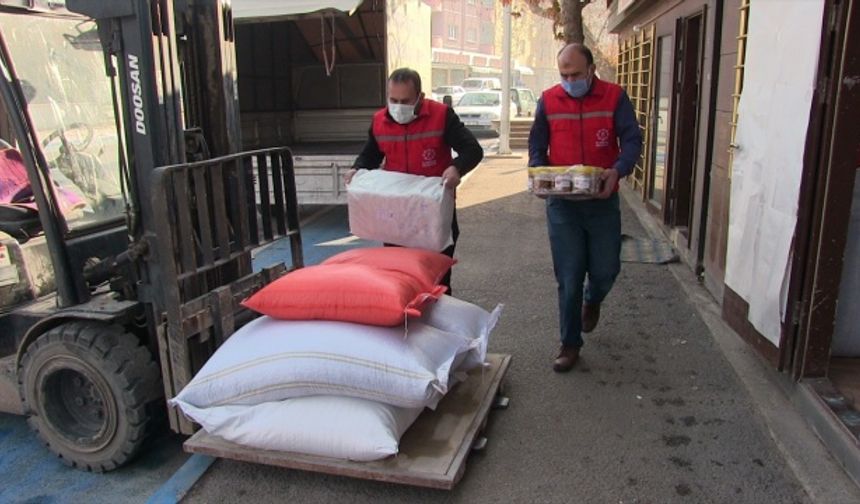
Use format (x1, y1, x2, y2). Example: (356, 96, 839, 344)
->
(597, 168, 619, 199)
(441, 165, 461, 190)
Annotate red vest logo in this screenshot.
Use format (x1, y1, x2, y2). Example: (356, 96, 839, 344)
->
(422, 148, 437, 167)
(596, 128, 610, 148)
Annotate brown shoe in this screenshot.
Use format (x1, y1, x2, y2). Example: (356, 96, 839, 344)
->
(582, 303, 601, 333)
(553, 345, 580, 373)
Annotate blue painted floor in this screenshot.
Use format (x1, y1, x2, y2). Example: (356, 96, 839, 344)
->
(0, 415, 187, 504)
(0, 205, 363, 504)
(253, 205, 376, 269)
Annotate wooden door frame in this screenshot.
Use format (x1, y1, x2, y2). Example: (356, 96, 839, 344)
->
(667, 10, 707, 233)
(695, 0, 722, 273)
(664, 18, 683, 226)
(787, 0, 858, 378)
(645, 33, 674, 219)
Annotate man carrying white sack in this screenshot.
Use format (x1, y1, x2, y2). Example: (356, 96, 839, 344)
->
(344, 68, 484, 294)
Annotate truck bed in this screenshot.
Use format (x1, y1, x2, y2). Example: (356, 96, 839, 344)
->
(254, 143, 365, 206)
(290, 141, 366, 156)
(184, 353, 511, 489)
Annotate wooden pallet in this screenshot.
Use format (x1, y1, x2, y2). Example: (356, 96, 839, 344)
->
(184, 353, 512, 490)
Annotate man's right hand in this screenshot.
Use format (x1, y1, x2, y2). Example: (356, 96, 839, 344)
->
(344, 168, 358, 185)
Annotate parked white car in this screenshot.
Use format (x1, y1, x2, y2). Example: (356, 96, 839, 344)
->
(454, 91, 519, 134)
(431, 85, 466, 104)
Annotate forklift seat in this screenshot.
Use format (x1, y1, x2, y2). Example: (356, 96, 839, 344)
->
(0, 203, 40, 241)
(1, 146, 90, 241)
(0, 147, 41, 240)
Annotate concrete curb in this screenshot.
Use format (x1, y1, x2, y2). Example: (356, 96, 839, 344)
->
(794, 381, 860, 494)
(482, 153, 524, 160)
(619, 184, 860, 503)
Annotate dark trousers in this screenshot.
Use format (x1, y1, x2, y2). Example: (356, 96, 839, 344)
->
(546, 194, 621, 347)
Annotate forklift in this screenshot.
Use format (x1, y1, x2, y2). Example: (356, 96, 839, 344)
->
(0, 0, 303, 471)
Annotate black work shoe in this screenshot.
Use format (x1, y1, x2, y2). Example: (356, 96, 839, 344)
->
(582, 303, 601, 333)
(553, 345, 580, 373)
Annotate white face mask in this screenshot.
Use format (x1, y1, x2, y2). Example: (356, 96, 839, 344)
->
(388, 102, 417, 124)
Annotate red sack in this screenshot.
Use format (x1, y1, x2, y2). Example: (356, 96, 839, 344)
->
(322, 247, 455, 288)
(242, 263, 445, 327)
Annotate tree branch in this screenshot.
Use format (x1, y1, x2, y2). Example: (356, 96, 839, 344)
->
(520, 0, 559, 20)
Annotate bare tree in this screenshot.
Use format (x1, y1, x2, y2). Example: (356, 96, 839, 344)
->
(516, 0, 591, 44)
(560, 0, 588, 44)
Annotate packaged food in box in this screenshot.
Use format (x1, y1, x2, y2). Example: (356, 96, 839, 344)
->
(527, 167, 554, 193)
(570, 165, 601, 195)
(528, 165, 603, 199)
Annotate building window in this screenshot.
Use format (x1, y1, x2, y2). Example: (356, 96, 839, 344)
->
(480, 24, 493, 45)
(616, 25, 656, 195)
(431, 12, 445, 37)
(448, 24, 458, 40)
(466, 28, 477, 43)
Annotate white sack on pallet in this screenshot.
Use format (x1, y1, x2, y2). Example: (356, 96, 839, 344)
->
(420, 295, 502, 372)
(347, 169, 454, 252)
(170, 316, 486, 410)
(177, 395, 423, 462)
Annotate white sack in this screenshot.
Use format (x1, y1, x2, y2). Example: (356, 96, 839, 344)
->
(347, 169, 455, 251)
(420, 295, 502, 372)
(170, 316, 484, 410)
(176, 395, 422, 462)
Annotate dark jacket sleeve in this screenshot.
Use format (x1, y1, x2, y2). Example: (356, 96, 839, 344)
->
(528, 99, 549, 167)
(612, 91, 643, 178)
(444, 107, 484, 176)
(352, 126, 385, 169)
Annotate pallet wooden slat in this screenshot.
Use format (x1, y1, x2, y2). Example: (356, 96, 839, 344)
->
(178, 264, 285, 337)
(270, 153, 287, 236)
(173, 174, 197, 273)
(281, 152, 304, 267)
(233, 157, 252, 252)
(209, 164, 231, 260)
(184, 353, 512, 490)
(256, 153, 273, 241)
(192, 167, 215, 265)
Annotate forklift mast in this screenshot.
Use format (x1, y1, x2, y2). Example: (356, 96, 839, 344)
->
(66, 0, 238, 275)
(65, 0, 304, 433)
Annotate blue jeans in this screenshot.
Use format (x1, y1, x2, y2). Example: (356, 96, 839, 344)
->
(546, 194, 621, 347)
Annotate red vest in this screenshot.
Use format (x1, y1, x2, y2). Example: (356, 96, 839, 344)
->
(542, 78, 622, 171)
(371, 99, 453, 177)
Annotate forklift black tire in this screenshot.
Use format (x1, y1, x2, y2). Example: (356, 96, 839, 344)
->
(18, 321, 162, 472)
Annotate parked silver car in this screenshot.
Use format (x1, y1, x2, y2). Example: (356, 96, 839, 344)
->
(454, 91, 519, 133)
(511, 87, 537, 117)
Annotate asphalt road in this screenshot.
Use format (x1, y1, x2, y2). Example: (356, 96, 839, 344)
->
(183, 157, 813, 503)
